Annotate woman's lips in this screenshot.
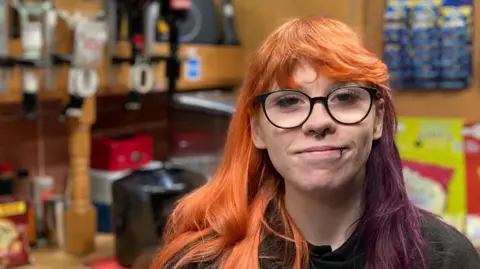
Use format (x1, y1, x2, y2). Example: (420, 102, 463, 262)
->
(295, 147, 346, 164)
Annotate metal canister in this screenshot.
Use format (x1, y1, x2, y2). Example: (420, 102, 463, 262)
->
(43, 195, 65, 248)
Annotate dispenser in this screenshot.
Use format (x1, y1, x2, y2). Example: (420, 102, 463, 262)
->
(0, 0, 14, 95)
(106, 0, 164, 111)
(51, 10, 108, 119)
(10, 0, 54, 119)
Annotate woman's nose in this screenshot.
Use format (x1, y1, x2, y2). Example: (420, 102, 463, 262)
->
(301, 102, 336, 136)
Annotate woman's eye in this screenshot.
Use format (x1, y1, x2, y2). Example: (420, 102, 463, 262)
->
(276, 97, 302, 107)
(337, 93, 357, 101)
(331, 90, 360, 103)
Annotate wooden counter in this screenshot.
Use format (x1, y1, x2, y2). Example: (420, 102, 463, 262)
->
(23, 234, 114, 269)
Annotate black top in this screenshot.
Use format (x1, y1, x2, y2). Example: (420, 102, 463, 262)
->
(306, 213, 480, 269)
(308, 228, 364, 269)
(171, 212, 480, 269)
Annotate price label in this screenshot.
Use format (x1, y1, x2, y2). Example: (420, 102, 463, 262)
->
(0, 201, 26, 218)
(73, 20, 107, 68)
(21, 22, 43, 59)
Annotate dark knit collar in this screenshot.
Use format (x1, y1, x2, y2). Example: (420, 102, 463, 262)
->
(259, 202, 366, 269)
(307, 224, 365, 268)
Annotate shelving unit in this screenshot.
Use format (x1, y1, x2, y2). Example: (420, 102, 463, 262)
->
(0, 41, 244, 103)
(0, 0, 245, 257)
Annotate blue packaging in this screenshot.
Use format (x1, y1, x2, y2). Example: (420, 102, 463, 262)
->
(383, 0, 412, 89)
(384, 0, 474, 90)
(407, 1, 442, 88)
(437, 4, 473, 89)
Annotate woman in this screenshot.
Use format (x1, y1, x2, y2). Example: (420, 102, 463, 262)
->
(150, 17, 480, 269)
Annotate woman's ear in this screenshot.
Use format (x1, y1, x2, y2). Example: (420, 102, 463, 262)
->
(250, 116, 267, 149)
(373, 99, 384, 140)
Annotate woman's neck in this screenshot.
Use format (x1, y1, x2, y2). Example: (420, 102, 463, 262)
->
(284, 177, 364, 250)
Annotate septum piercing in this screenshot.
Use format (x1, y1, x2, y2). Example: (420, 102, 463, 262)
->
(310, 130, 344, 154)
(311, 131, 344, 152)
(310, 130, 326, 138)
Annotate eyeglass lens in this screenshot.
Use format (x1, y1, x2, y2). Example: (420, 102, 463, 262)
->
(263, 87, 372, 128)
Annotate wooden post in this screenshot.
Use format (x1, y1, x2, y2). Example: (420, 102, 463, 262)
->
(64, 97, 97, 255)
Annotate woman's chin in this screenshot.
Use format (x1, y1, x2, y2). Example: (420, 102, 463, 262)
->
(289, 172, 347, 192)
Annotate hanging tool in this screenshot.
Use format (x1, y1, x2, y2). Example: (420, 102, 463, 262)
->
(10, 0, 53, 119)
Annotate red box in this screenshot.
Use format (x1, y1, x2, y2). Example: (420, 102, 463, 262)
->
(91, 134, 153, 172)
(171, 131, 225, 157)
(83, 257, 126, 269)
(464, 123, 480, 215)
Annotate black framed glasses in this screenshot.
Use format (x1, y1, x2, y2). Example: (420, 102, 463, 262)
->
(256, 86, 379, 129)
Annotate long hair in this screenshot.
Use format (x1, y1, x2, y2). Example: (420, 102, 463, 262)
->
(152, 17, 426, 269)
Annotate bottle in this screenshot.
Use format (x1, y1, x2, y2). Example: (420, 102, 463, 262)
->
(15, 169, 37, 247)
(0, 163, 14, 195)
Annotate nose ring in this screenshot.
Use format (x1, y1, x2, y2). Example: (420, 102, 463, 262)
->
(310, 130, 326, 138)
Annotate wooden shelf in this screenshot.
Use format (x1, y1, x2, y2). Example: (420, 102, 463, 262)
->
(0, 42, 244, 104)
(0, 0, 244, 104)
(108, 42, 245, 95)
(392, 88, 480, 122)
(22, 234, 114, 269)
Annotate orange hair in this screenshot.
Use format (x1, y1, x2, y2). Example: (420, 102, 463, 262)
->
(152, 17, 389, 269)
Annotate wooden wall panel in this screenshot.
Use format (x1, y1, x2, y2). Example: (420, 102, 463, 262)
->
(234, 0, 366, 60)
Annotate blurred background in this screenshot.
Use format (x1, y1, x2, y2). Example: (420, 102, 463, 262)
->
(0, 0, 478, 268)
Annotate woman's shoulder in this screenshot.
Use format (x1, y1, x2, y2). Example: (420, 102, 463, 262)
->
(419, 212, 480, 268)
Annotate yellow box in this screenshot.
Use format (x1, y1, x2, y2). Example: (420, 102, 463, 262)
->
(396, 117, 466, 230)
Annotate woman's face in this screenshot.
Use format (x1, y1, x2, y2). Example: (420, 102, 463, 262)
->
(251, 64, 384, 193)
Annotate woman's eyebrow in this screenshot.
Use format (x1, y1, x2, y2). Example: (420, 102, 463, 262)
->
(328, 81, 358, 88)
(273, 81, 363, 93)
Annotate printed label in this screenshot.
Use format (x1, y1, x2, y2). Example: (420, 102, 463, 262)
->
(185, 57, 201, 81)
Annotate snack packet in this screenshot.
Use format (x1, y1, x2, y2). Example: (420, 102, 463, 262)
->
(402, 160, 454, 215)
(0, 196, 32, 268)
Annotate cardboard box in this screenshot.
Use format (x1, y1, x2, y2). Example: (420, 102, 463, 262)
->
(463, 123, 480, 246)
(396, 117, 466, 231)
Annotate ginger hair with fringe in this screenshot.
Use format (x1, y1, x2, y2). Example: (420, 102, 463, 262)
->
(151, 17, 427, 269)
